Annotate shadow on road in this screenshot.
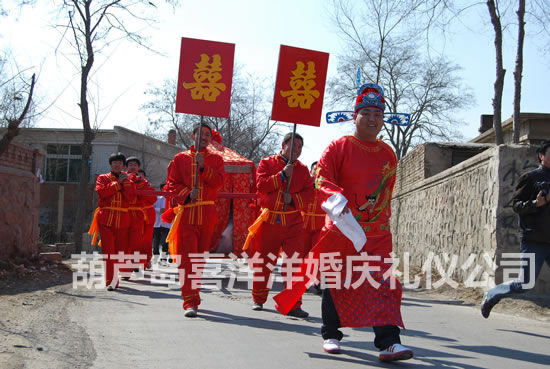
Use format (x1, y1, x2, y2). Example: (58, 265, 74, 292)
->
(194, 308, 321, 336)
(496, 328, 550, 340)
(445, 344, 550, 366)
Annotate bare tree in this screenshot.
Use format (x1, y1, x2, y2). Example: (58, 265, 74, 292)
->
(56, 0, 178, 253)
(0, 55, 37, 127)
(512, 0, 525, 144)
(487, 0, 506, 145)
(329, 0, 471, 159)
(141, 66, 281, 163)
(0, 72, 35, 156)
(0, 1, 39, 152)
(424, 0, 550, 145)
(0, 0, 36, 17)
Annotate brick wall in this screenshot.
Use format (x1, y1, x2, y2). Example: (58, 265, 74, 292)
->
(0, 143, 44, 259)
(394, 144, 426, 194)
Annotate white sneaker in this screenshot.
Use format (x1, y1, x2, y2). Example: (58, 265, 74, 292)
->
(323, 339, 341, 354)
(379, 344, 413, 362)
(184, 307, 197, 318)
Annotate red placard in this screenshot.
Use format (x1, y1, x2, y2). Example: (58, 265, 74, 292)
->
(176, 37, 235, 118)
(271, 45, 329, 127)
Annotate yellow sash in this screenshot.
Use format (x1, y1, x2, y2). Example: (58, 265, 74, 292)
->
(87, 206, 129, 246)
(242, 208, 299, 251)
(165, 201, 215, 258)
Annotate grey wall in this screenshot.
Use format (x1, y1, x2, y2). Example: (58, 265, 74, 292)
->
(392, 144, 549, 293)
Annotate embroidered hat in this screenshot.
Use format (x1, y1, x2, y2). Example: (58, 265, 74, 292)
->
(354, 83, 385, 112)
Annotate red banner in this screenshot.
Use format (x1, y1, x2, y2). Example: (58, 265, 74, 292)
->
(271, 45, 329, 127)
(176, 37, 235, 118)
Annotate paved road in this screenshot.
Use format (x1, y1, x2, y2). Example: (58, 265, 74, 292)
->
(66, 259, 550, 369)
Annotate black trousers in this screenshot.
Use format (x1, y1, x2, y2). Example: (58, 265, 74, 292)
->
(152, 227, 169, 255)
(321, 288, 401, 350)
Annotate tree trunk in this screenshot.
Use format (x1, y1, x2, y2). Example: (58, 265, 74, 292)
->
(487, 0, 505, 145)
(513, 0, 525, 144)
(0, 74, 36, 156)
(74, 2, 95, 254)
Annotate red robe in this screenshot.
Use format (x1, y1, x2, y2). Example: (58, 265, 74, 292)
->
(302, 187, 326, 254)
(274, 136, 403, 327)
(315, 135, 403, 328)
(127, 175, 156, 268)
(249, 154, 314, 308)
(93, 172, 136, 286)
(165, 145, 225, 309)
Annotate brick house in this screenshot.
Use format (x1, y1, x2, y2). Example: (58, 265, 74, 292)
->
(8, 126, 181, 243)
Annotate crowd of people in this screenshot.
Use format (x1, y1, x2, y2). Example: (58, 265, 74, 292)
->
(88, 80, 550, 363)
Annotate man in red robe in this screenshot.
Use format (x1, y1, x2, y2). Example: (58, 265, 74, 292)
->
(244, 132, 314, 318)
(88, 152, 136, 290)
(125, 157, 157, 272)
(165, 123, 225, 317)
(302, 161, 325, 295)
(314, 83, 413, 362)
(138, 169, 157, 269)
(302, 161, 325, 254)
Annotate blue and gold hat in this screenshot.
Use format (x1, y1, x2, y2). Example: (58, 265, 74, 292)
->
(354, 83, 385, 112)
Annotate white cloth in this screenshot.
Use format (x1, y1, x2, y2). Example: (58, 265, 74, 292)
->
(154, 196, 172, 228)
(154, 196, 164, 228)
(321, 193, 367, 252)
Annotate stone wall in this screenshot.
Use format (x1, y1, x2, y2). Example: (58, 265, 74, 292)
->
(493, 145, 549, 292)
(0, 142, 44, 260)
(392, 144, 549, 293)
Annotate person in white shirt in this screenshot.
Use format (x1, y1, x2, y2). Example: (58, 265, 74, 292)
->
(152, 183, 172, 262)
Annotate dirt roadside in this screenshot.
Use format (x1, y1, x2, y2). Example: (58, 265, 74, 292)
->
(0, 260, 96, 369)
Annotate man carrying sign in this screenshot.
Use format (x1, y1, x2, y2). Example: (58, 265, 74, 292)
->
(165, 123, 225, 317)
(245, 132, 314, 318)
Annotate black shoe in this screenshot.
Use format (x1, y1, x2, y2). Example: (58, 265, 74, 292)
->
(107, 285, 115, 291)
(481, 295, 497, 318)
(252, 302, 263, 311)
(287, 308, 309, 318)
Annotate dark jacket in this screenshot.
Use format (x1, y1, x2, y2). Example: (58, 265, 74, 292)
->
(512, 165, 550, 244)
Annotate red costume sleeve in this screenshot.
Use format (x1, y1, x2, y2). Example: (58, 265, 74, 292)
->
(166, 153, 192, 204)
(96, 174, 122, 199)
(256, 156, 283, 194)
(121, 180, 136, 203)
(200, 153, 225, 190)
(290, 163, 314, 211)
(316, 140, 345, 202)
(136, 178, 157, 206)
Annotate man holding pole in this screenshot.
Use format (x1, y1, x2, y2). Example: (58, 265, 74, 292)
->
(165, 122, 225, 317)
(244, 132, 314, 318)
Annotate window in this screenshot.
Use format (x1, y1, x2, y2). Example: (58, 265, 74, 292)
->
(44, 144, 87, 183)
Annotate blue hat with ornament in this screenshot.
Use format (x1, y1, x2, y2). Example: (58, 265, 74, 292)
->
(354, 83, 385, 112)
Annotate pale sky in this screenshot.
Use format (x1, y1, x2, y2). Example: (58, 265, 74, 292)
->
(2, 0, 549, 167)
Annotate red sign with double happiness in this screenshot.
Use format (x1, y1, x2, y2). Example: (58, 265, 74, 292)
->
(271, 45, 329, 127)
(176, 37, 235, 118)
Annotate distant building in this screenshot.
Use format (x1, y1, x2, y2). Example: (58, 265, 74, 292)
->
(472, 113, 550, 146)
(7, 126, 181, 243)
